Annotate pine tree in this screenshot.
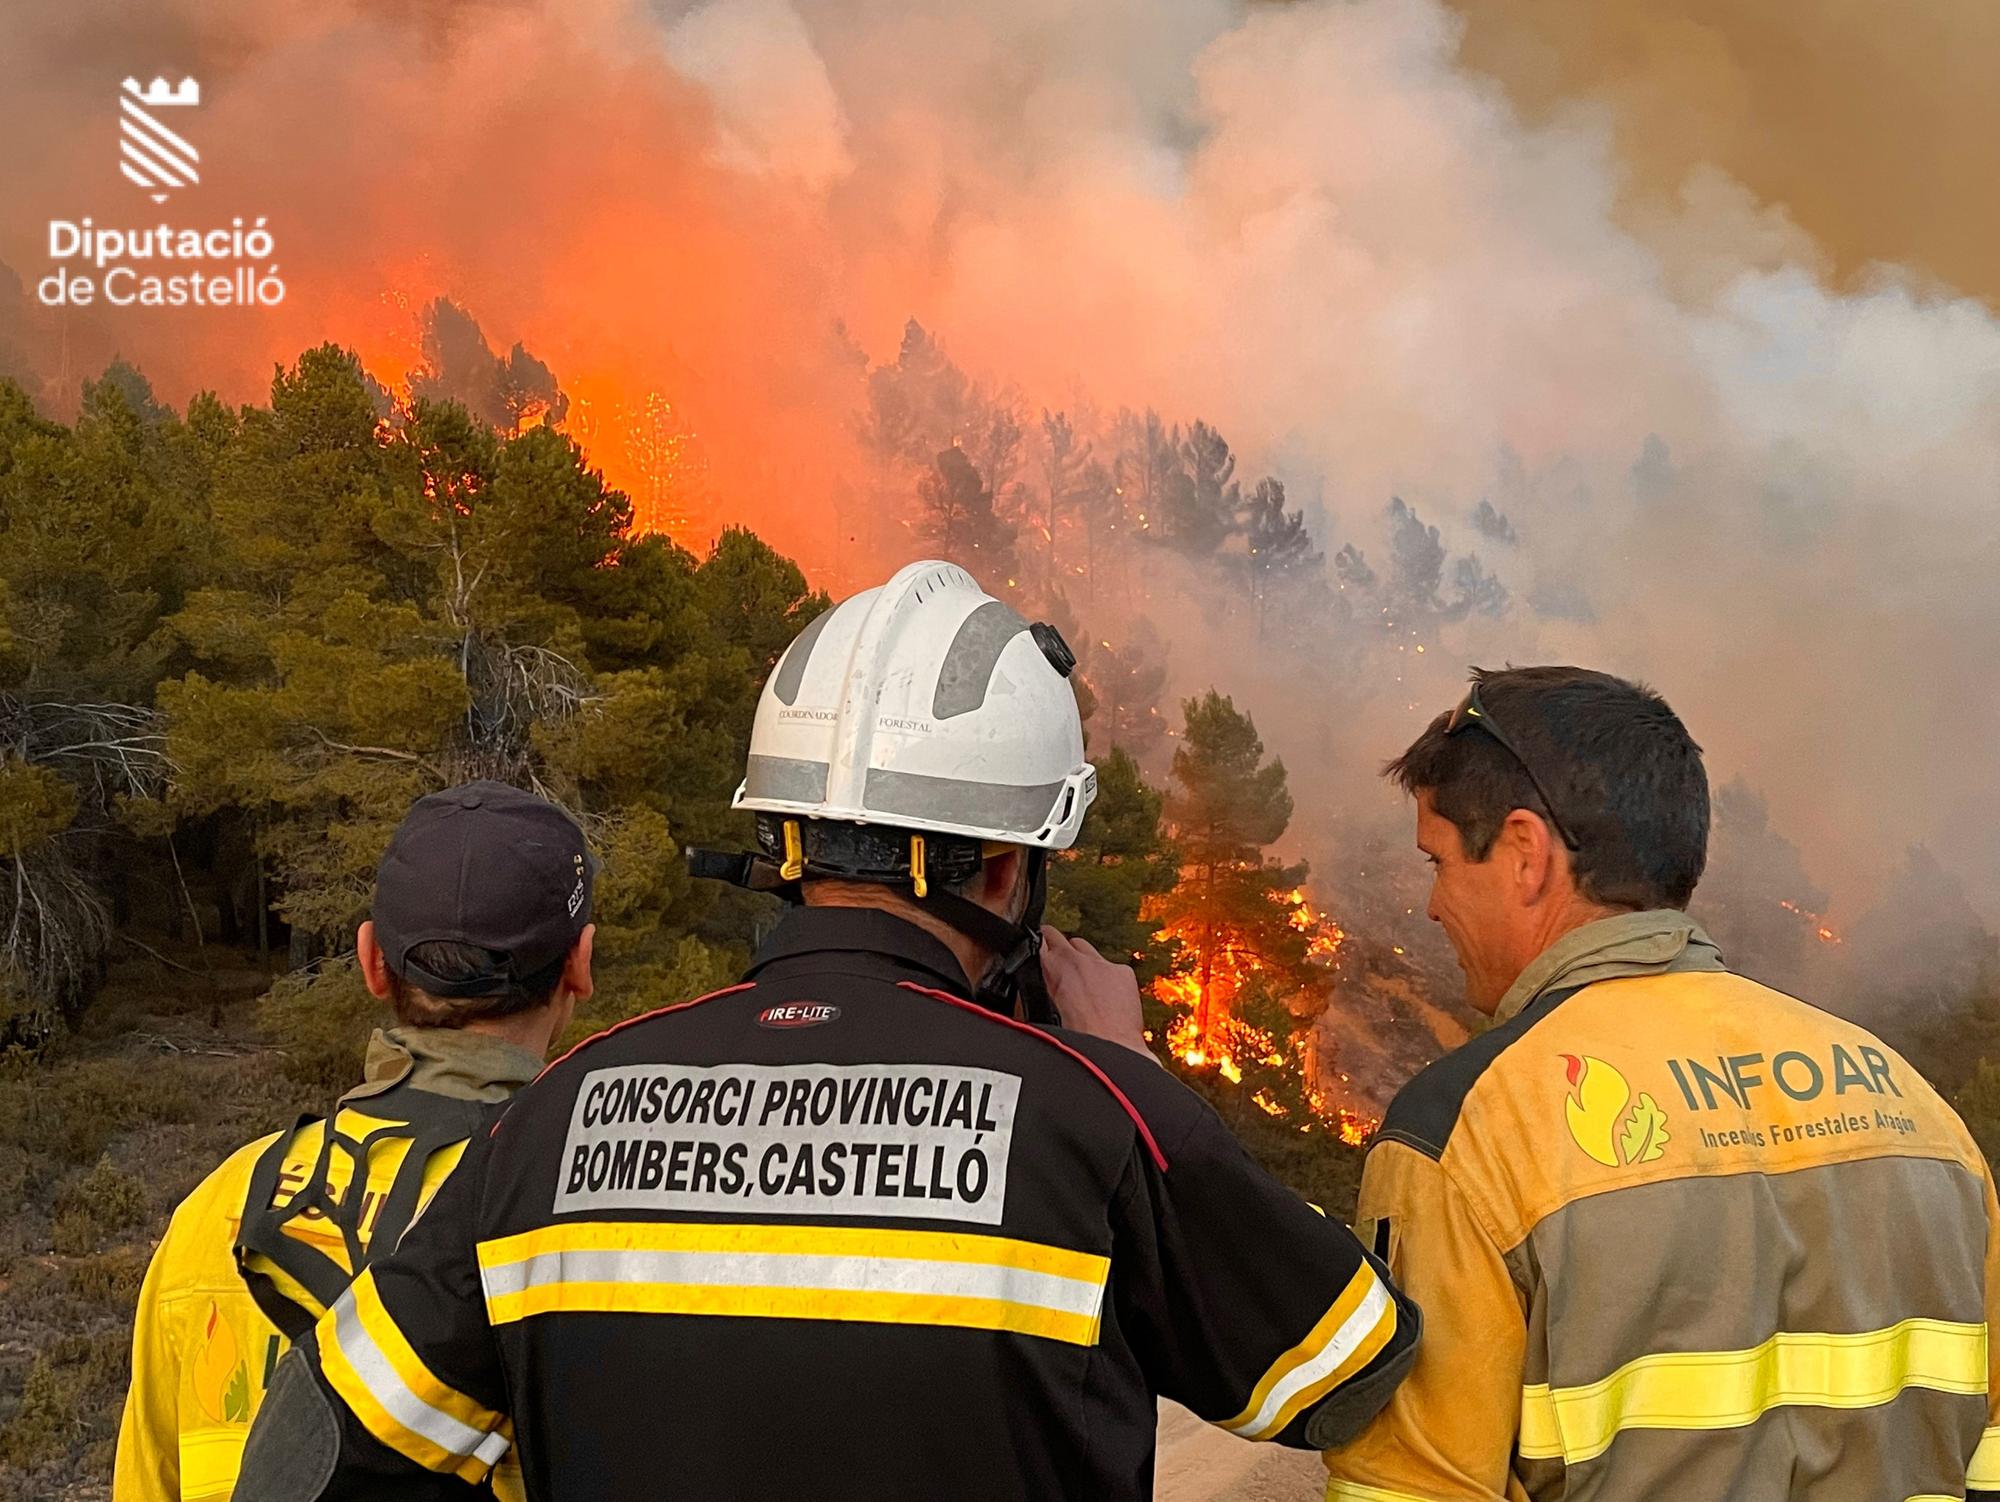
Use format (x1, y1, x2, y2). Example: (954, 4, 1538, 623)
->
(1112, 408, 1179, 554)
(1158, 692, 1302, 1030)
(1151, 691, 1330, 1122)
(1240, 477, 1322, 639)
(1385, 496, 1445, 622)
(915, 447, 1021, 590)
(1085, 618, 1169, 764)
(1034, 410, 1089, 598)
(1168, 421, 1240, 557)
(1446, 554, 1509, 620)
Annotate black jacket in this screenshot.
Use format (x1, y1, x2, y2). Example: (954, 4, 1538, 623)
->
(242, 906, 1417, 1501)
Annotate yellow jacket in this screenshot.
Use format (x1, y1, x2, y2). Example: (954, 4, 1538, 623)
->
(113, 1026, 541, 1502)
(1324, 911, 2000, 1502)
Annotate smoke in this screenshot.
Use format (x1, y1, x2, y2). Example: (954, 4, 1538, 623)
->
(1446, 0, 2000, 308)
(2, 0, 1996, 927)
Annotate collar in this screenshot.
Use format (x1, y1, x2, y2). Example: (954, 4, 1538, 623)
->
(1493, 908, 1727, 1023)
(744, 905, 974, 997)
(341, 1025, 545, 1107)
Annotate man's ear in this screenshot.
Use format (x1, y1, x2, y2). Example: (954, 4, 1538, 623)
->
(978, 848, 1024, 916)
(563, 924, 596, 1002)
(1498, 808, 1562, 904)
(356, 920, 396, 1001)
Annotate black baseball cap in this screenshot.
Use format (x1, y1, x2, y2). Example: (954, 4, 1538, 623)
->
(371, 781, 595, 999)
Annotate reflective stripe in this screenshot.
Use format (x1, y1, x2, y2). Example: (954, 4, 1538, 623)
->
(863, 766, 1067, 832)
(320, 1270, 509, 1481)
(1518, 1319, 1988, 1466)
(477, 1221, 1109, 1347)
(1221, 1261, 1398, 1441)
(1323, 1482, 1435, 1502)
(1971, 1423, 2000, 1489)
(743, 754, 829, 803)
(177, 1426, 246, 1500)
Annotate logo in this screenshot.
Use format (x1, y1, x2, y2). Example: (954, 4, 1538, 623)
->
(1560, 1054, 1670, 1168)
(120, 76, 201, 204)
(191, 1301, 251, 1424)
(757, 1002, 841, 1029)
(37, 74, 286, 311)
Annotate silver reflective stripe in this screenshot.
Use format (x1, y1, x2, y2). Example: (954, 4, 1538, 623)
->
(479, 1248, 1106, 1320)
(771, 606, 836, 706)
(932, 600, 1028, 719)
(864, 767, 1065, 832)
(744, 754, 830, 803)
(1223, 1276, 1393, 1440)
(330, 1293, 491, 1458)
(473, 1431, 512, 1466)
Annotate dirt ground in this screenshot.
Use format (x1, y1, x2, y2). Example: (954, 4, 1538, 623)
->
(1156, 1402, 1327, 1500)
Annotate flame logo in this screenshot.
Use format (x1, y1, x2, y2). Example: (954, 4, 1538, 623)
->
(1560, 1055, 1670, 1168)
(191, 1301, 250, 1424)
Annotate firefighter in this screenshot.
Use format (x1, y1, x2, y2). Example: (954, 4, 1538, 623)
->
(1312, 665, 2000, 1501)
(113, 781, 595, 1502)
(232, 560, 1418, 1501)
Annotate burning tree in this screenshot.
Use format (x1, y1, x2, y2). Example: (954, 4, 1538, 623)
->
(1146, 691, 1361, 1138)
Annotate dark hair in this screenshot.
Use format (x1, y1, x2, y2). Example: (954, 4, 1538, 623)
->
(1384, 665, 1710, 909)
(387, 940, 565, 1029)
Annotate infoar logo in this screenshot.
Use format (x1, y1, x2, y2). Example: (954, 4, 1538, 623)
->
(1560, 1054, 1670, 1168)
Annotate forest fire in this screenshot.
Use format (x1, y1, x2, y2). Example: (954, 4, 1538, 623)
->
(1148, 883, 1378, 1146)
(347, 288, 716, 544)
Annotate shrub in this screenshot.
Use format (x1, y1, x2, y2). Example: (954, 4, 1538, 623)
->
(257, 958, 379, 1099)
(50, 1159, 147, 1255)
(0, 1332, 127, 1470)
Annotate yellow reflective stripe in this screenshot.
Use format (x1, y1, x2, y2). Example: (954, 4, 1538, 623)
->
(1970, 1423, 2000, 1488)
(489, 1279, 1099, 1343)
(1324, 1481, 1435, 1502)
(320, 1270, 510, 1481)
(348, 1270, 500, 1433)
(177, 1426, 246, 1500)
(477, 1219, 1108, 1284)
(1221, 1261, 1398, 1441)
(1518, 1383, 1563, 1460)
(477, 1221, 1110, 1348)
(1522, 1319, 1988, 1466)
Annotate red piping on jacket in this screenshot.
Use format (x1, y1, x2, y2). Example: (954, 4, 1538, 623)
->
(897, 981, 1170, 1173)
(492, 981, 759, 1135)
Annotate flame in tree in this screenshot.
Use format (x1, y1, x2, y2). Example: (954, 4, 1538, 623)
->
(1779, 898, 1843, 945)
(1146, 881, 1377, 1146)
(351, 288, 715, 546)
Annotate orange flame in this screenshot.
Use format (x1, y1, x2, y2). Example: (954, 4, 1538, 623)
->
(1148, 879, 1373, 1143)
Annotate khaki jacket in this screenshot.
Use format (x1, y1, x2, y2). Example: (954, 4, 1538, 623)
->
(112, 1027, 540, 1502)
(1324, 911, 2000, 1501)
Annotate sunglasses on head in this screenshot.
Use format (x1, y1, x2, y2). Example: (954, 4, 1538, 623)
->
(1445, 681, 1583, 852)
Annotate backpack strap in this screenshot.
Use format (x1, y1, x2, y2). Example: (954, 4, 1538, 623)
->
(233, 1085, 489, 1339)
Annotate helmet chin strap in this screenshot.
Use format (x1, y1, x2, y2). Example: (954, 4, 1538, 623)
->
(686, 840, 1061, 1026)
(912, 850, 1059, 1026)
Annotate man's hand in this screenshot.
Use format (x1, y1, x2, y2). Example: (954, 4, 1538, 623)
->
(1040, 927, 1157, 1061)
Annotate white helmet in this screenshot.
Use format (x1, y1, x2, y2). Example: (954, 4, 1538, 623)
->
(734, 561, 1097, 849)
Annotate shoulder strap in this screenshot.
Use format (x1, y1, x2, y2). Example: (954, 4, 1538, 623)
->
(233, 1086, 489, 1339)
